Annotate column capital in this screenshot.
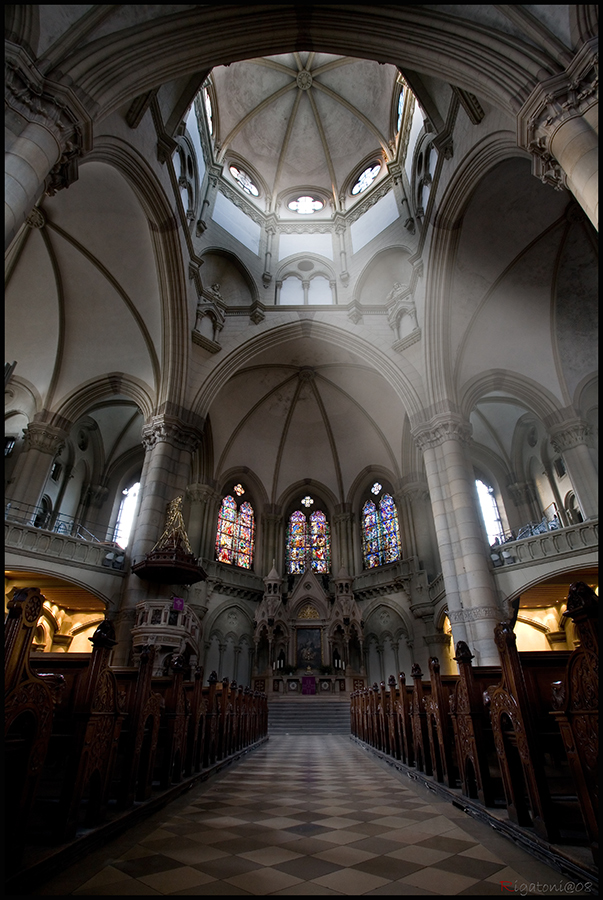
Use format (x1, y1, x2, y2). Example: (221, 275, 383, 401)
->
(548, 420, 592, 453)
(517, 38, 597, 190)
(141, 414, 204, 453)
(411, 413, 472, 451)
(22, 421, 67, 455)
(186, 483, 220, 505)
(6, 42, 93, 195)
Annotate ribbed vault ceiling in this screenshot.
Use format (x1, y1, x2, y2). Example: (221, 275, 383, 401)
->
(211, 52, 399, 208)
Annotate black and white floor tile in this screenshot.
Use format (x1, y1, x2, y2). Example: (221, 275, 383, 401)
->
(33, 736, 579, 896)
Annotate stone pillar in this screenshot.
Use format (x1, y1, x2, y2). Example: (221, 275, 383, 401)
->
(412, 412, 501, 664)
(111, 413, 203, 664)
(506, 479, 540, 529)
(548, 420, 598, 519)
(5, 44, 93, 250)
(247, 645, 254, 688)
(376, 644, 385, 684)
(333, 506, 354, 573)
(302, 279, 310, 305)
(262, 510, 283, 574)
(517, 40, 598, 231)
(423, 632, 453, 675)
(8, 420, 68, 510)
(397, 477, 439, 577)
(275, 280, 283, 305)
(186, 483, 220, 559)
(218, 643, 226, 679)
(233, 645, 241, 683)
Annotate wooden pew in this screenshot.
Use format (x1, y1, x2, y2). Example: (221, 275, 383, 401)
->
(27, 621, 124, 842)
(114, 645, 162, 806)
(424, 658, 459, 788)
(550, 582, 598, 861)
(410, 664, 433, 776)
(449, 642, 503, 807)
(488, 622, 573, 842)
(5, 588, 65, 868)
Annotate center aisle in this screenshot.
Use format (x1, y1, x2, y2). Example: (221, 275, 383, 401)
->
(36, 735, 574, 895)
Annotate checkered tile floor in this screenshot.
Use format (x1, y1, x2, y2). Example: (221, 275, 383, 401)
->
(36, 736, 578, 895)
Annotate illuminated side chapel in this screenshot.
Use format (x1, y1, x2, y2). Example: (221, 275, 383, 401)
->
(4, 5, 598, 888)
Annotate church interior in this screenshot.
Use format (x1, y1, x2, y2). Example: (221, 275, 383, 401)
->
(5, 5, 598, 895)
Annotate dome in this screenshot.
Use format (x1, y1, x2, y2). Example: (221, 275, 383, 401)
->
(208, 52, 402, 215)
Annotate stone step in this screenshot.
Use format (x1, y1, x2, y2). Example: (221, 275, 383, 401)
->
(268, 700, 350, 734)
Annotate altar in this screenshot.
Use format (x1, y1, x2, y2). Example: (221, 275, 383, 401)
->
(302, 675, 316, 695)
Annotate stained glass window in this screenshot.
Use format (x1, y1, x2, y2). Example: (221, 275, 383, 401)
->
(286, 509, 331, 574)
(397, 88, 404, 132)
(288, 196, 324, 215)
(361, 493, 401, 568)
(351, 163, 381, 195)
(229, 165, 259, 196)
(215, 495, 255, 568)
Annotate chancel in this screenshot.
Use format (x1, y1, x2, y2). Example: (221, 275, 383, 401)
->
(4, 4, 598, 895)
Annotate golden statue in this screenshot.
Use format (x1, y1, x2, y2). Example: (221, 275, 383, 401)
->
(150, 496, 193, 555)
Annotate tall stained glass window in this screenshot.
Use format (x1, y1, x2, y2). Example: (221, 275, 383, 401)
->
(361, 493, 401, 568)
(287, 508, 331, 574)
(215, 495, 255, 569)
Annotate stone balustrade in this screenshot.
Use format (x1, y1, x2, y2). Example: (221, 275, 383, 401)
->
(4, 521, 126, 573)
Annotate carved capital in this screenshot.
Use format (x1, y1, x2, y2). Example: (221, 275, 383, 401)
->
(549, 422, 591, 453)
(22, 422, 66, 455)
(6, 45, 93, 197)
(141, 415, 203, 453)
(412, 416, 473, 451)
(517, 40, 597, 190)
(186, 483, 220, 505)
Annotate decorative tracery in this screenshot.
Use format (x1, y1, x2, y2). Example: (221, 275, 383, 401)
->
(215, 495, 255, 568)
(361, 493, 401, 568)
(287, 508, 331, 574)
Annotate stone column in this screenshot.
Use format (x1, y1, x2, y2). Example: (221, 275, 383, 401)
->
(233, 645, 241, 683)
(7, 420, 68, 511)
(506, 479, 540, 530)
(217, 643, 226, 679)
(423, 632, 453, 675)
(302, 280, 310, 305)
(186, 482, 220, 559)
(412, 412, 501, 664)
(5, 44, 92, 250)
(548, 420, 598, 519)
(517, 40, 598, 230)
(333, 506, 354, 573)
(376, 644, 385, 684)
(261, 510, 283, 574)
(111, 413, 203, 663)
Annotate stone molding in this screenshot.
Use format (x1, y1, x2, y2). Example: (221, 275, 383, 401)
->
(346, 178, 394, 225)
(423, 632, 452, 646)
(22, 422, 67, 455)
(141, 415, 203, 453)
(217, 180, 264, 226)
(448, 606, 501, 624)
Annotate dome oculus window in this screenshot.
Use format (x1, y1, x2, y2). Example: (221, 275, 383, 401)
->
(351, 163, 381, 195)
(229, 165, 259, 197)
(288, 196, 324, 215)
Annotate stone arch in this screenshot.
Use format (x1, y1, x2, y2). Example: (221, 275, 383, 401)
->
(199, 248, 259, 307)
(82, 139, 191, 412)
(459, 370, 566, 426)
(54, 8, 559, 125)
(354, 245, 414, 307)
(191, 319, 424, 422)
(423, 134, 528, 407)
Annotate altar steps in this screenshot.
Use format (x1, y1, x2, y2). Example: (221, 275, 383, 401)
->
(268, 699, 350, 734)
